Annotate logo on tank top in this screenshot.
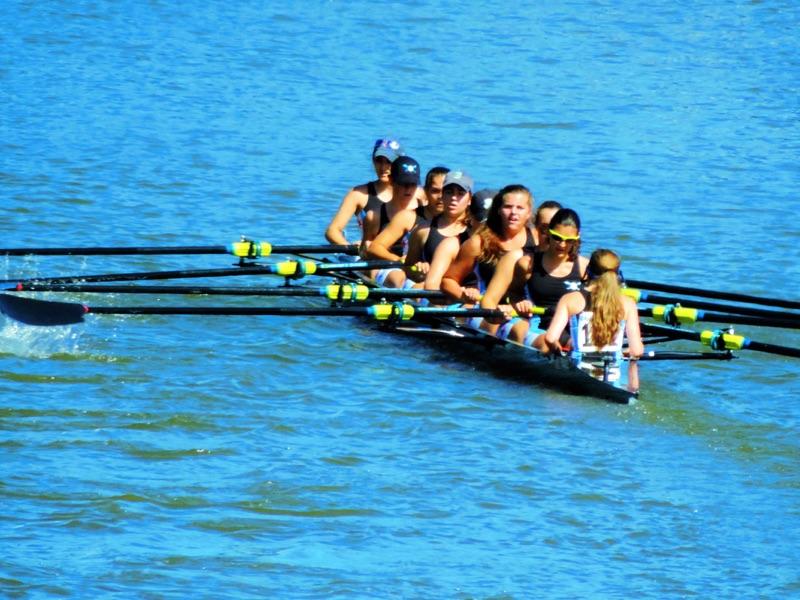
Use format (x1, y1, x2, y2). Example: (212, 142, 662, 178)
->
(565, 281, 581, 292)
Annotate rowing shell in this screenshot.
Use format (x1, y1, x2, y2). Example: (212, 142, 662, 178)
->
(327, 265, 638, 404)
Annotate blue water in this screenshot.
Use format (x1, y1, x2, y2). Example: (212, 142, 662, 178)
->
(2, 1, 799, 597)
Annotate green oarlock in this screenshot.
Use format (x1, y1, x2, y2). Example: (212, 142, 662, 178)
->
(368, 303, 415, 321)
(228, 241, 273, 258)
(324, 284, 371, 301)
(700, 330, 747, 350)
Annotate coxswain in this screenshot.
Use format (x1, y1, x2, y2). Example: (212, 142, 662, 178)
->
(533, 248, 644, 361)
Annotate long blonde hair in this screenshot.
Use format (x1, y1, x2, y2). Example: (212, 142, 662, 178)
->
(588, 249, 624, 348)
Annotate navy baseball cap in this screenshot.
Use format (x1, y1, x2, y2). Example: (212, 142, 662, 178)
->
(391, 156, 421, 186)
(470, 188, 497, 223)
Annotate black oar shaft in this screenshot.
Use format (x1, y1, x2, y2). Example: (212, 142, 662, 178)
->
(0, 244, 357, 257)
(640, 308, 800, 330)
(627, 278, 800, 310)
(1, 260, 399, 286)
(640, 323, 800, 358)
(636, 291, 800, 322)
(0, 293, 502, 326)
(7, 283, 447, 300)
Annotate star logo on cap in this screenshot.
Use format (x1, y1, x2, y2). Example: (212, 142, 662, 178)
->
(403, 164, 418, 173)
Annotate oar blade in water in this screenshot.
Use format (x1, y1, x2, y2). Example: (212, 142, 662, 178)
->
(0, 293, 87, 326)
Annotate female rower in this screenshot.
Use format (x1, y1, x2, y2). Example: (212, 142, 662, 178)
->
(417, 166, 450, 222)
(324, 138, 403, 246)
(367, 166, 450, 265)
(481, 207, 589, 343)
(532, 200, 562, 252)
(403, 172, 479, 288)
(533, 248, 643, 360)
(361, 155, 422, 285)
(415, 187, 496, 294)
(440, 184, 537, 305)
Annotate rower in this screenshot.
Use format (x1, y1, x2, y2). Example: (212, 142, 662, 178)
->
(481, 207, 589, 343)
(533, 248, 644, 361)
(362, 155, 422, 286)
(440, 184, 537, 309)
(404, 172, 481, 290)
(416, 166, 450, 222)
(366, 165, 450, 278)
(532, 200, 562, 252)
(324, 138, 404, 247)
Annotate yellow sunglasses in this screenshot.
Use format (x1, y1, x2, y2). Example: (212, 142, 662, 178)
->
(548, 229, 581, 243)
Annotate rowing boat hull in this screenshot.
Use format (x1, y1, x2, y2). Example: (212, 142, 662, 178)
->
(324, 263, 637, 403)
(386, 318, 638, 404)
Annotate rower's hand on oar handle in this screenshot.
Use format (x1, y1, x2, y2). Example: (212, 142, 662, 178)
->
(513, 299, 537, 318)
(484, 303, 516, 325)
(461, 286, 482, 303)
(409, 261, 430, 275)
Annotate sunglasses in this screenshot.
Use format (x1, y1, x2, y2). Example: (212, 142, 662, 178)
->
(548, 229, 581, 243)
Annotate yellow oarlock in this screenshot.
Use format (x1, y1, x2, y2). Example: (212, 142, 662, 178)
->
(700, 330, 747, 350)
(324, 284, 371, 301)
(652, 305, 698, 325)
(228, 240, 272, 258)
(369, 303, 415, 321)
(272, 260, 317, 276)
(621, 287, 642, 302)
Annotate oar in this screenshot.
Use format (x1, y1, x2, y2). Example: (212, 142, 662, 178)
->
(5, 282, 448, 301)
(640, 305, 800, 330)
(0, 293, 503, 327)
(0, 260, 400, 286)
(625, 279, 800, 310)
(0, 241, 358, 258)
(635, 350, 736, 361)
(624, 288, 800, 322)
(640, 323, 800, 359)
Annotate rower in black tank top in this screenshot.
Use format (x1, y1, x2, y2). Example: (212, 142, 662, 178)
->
(474, 227, 536, 292)
(357, 181, 383, 229)
(526, 250, 583, 327)
(422, 216, 470, 263)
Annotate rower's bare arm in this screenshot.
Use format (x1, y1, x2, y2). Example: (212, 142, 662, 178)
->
(623, 296, 644, 358)
(577, 255, 590, 278)
(483, 250, 523, 310)
(541, 294, 575, 354)
(359, 209, 379, 257)
(404, 227, 428, 281)
(441, 236, 481, 301)
(325, 187, 367, 245)
(424, 236, 459, 291)
(368, 210, 414, 262)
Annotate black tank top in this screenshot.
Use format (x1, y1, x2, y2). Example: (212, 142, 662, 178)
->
(474, 227, 536, 291)
(526, 251, 583, 327)
(422, 216, 469, 263)
(357, 181, 383, 229)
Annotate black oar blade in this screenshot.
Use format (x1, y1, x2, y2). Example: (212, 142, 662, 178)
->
(0, 294, 87, 326)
